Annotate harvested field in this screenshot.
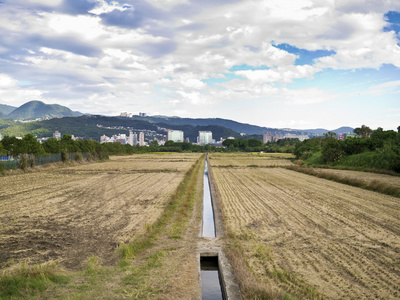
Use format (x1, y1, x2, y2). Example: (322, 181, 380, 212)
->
(210, 154, 400, 299)
(311, 168, 400, 188)
(0, 153, 202, 270)
(210, 152, 294, 167)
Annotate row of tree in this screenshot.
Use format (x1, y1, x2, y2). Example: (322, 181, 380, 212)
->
(0, 134, 225, 158)
(294, 126, 400, 172)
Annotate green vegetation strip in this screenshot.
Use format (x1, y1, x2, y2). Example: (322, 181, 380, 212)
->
(287, 165, 400, 198)
(0, 263, 70, 299)
(224, 232, 321, 300)
(118, 153, 204, 263)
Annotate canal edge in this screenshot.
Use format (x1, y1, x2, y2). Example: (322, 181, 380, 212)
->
(198, 154, 242, 300)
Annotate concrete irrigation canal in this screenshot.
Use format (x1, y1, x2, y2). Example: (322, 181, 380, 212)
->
(198, 155, 242, 300)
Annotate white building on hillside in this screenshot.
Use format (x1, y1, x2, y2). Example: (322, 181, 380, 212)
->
(284, 133, 309, 141)
(263, 132, 272, 143)
(198, 131, 213, 145)
(167, 130, 184, 142)
(139, 132, 145, 146)
(53, 130, 61, 140)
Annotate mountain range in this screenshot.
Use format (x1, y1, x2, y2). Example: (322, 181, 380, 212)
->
(133, 115, 353, 136)
(0, 100, 81, 120)
(0, 100, 354, 140)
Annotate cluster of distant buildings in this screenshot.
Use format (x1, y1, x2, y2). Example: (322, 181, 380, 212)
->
(263, 132, 309, 143)
(99, 129, 215, 146)
(167, 130, 214, 145)
(100, 130, 147, 146)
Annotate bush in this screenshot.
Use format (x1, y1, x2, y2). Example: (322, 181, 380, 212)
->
(19, 154, 28, 170)
(29, 154, 35, 168)
(322, 140, 344, 163)
(304, 151, 325, 165)
(61, 151, 67, 162)
(75, 152, 82, 162)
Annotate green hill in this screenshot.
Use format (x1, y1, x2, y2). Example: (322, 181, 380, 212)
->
(6, 100, 81, 120)
(133, 115, 353, 136)
(0, 115, 160, 140)
(0, 104, 17, 116)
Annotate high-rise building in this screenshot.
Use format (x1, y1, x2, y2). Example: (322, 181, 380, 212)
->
(139, 132, 145, 146)
(263, 132, 272, 143)
(198, 131, 212, 145)
(53, 130, 61, 140)
(167, 130, 184, 142)
(128, 130, 138, 145)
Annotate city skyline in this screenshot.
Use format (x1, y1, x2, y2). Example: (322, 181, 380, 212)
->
(0, 1, 399, 130)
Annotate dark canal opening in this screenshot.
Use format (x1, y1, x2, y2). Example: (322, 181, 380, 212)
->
(201, 256, 226, 300)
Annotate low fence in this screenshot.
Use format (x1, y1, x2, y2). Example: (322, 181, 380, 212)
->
(0, 152, 107, 171)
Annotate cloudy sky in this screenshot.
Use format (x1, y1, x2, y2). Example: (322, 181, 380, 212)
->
(0, 0, 400, 130)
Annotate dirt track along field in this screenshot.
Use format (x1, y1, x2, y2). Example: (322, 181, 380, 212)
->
(209, 153, 400, 299)
(0, 153, 202, 270)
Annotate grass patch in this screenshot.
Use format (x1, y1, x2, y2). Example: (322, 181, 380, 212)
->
(224, 232, 321, 300)
(121, 250, 168, 298)
(118, 154, 204, 263)
(0, 262, 70, 299)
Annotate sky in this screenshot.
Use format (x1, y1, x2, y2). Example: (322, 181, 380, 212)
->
(0, 0, 400, 130)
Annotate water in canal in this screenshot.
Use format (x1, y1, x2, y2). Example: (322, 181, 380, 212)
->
(201, 256, 225, 300)
(202, 159, 216, 238)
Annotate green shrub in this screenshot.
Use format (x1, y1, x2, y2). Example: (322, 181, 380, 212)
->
(75, 152, 82, 162)
(61, 151, 67, 162)
(19, 154, 28, 170)
(304, 151, 324, 165)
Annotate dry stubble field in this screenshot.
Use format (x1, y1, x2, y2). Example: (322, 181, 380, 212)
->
(0, 153, 204, 299)
(209, 153, 400, 299)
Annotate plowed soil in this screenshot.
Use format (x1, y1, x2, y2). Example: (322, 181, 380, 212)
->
(312, 167, 400, 187)
(0, 153, 201, 270)
(210, 152, 294, 167)
(210, 154, 400, 299)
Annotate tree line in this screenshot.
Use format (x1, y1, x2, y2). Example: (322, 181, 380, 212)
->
(294, 126, 400, 172)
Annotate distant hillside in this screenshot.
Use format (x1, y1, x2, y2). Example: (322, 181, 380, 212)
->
(5, 100, 81, 120)
(0, 104, 17, 116)
(157, 122, 241, 142)
(0, 115, 161, 140)
(133, 115, 354, 136)
(133, 115, 283, 135)
(301, 126, 354, 135)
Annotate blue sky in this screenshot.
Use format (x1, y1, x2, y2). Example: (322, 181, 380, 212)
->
(0, 0, 400, 130)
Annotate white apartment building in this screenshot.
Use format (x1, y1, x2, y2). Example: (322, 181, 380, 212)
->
(167, 130, 184, 142)
(263, 132, 272, 143)
(53, 130, 61, 140)
(198, 131, 213, 145)
(139, 132, 145, 146)
(284, 133, 309, 141)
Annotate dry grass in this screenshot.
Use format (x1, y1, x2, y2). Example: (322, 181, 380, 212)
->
(210, 152, 294, 167)
(210, 154, 400, 300)
(0, 153, 204, 299)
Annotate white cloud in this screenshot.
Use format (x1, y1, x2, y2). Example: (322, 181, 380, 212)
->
(27, 0, 63, 7)
(234, 65, 318, 84)
(1, 0, 400, 130)
(0, 74, 44, 107)
(0, 74, 18, 88)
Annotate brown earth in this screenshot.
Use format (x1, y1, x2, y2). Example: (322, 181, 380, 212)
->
(311, 167, 400, 187)
(210, 152, 294, 167)
(209, 154, 400, 299)
(0, 153, 201, 271)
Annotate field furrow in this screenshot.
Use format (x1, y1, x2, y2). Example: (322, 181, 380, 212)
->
(210, 154, 400, 299)
(0, 153, 202, 270)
